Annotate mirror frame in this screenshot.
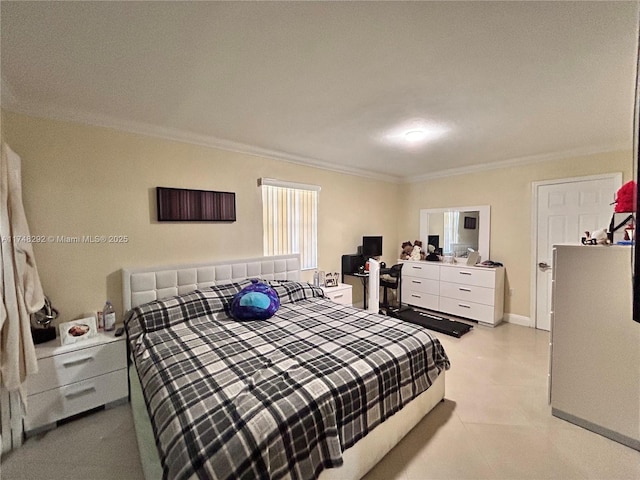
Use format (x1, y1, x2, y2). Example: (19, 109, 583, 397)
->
(419, 205, 491, 261)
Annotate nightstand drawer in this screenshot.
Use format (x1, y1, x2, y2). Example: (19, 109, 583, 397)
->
(26, 340, 126, 396)
(322, 283, 352, 306)
(24, 369, 128, 432)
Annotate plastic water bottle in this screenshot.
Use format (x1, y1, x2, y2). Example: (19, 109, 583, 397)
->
(103, 300, 116, 331)
(313, 270, 320, 287)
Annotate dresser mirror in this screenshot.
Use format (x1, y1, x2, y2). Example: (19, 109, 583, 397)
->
(419, 205, 490, 261)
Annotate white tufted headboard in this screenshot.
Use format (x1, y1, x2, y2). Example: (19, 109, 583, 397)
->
(122, 254, 301, 312)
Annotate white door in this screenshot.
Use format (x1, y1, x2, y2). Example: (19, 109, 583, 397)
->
(533, 174, 621, 331)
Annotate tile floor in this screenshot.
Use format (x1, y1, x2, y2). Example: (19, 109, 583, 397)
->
(2, 322, 639, 479)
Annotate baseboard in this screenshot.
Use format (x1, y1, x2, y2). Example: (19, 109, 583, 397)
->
(504, 313, 533, 327)
(552, 408, 640, 452)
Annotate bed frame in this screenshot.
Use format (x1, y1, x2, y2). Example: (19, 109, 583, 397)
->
(122, 254, 445, 480)
(122, 254, 302, 312)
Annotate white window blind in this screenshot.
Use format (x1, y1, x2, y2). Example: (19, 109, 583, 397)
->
(443, 211, 459, 255)
(260, 178, 319, 270)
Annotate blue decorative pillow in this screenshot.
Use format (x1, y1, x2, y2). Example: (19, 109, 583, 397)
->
(230, 279, 280, 320)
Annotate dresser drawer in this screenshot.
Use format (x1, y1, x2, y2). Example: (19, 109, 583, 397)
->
(440, 266, 495, 288)
(323, 284, 352, 306)
(404, 290, 439, 311)
(403, 262, 439, 280)
(24, 369, 128, 432)
(440, 281, 495, 306)
(403, 277, 439, 295)
(439, 296, 495, 324)
(26, 340, 127, 396)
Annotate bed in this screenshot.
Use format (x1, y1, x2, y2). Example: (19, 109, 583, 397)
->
(122, 254, 449, 480)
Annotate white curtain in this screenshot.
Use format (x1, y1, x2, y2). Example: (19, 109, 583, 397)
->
(0, 143, 45, 452)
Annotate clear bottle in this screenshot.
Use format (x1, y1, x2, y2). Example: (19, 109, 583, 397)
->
(103, 300, 116, 331)
(313, 270, 320, 287)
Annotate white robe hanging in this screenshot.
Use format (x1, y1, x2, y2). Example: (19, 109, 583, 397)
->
(0, 143, 44, 400)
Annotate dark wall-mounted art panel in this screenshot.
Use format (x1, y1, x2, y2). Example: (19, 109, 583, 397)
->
(157, 187, 236, 222)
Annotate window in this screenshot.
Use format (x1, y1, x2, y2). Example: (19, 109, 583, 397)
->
(260, 178, 319, 270)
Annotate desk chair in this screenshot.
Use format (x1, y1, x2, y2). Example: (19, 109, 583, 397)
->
(379, 263, 403, 314)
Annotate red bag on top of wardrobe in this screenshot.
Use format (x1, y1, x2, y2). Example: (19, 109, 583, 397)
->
(614, 180, 637, 213)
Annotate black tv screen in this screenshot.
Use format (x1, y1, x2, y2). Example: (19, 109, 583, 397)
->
(362, 236, 383, 257)
(157, 187, 236, 222)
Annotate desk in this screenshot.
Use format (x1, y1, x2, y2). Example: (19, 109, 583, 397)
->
(344, 272, 370, 309)
(343, 269, 393, 310)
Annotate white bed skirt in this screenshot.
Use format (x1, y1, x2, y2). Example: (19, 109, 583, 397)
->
(129, 365, 445, 480)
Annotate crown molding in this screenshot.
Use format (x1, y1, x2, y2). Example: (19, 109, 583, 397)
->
(2, 88, 628, 186)
(402, 143, 631, 184)
(1, 97, 402, 184)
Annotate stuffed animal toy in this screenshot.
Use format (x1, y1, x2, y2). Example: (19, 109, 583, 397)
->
(592, 229, 610, 245)
(410, 244, 423, 260)
(614, 180, 636, 213)
(400, 241, 413, 260)
(425, 244, 440, 261)
(230, 279, 280, 320)
(413, 240, 426, 260)
(582, 229, 610, 245)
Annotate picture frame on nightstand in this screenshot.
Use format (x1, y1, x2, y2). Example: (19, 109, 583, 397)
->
(324, 272, 339, 287)
(59, 317, 98, 345)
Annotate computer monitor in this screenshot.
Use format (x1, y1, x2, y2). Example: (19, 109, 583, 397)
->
(362, 236, 383, 257)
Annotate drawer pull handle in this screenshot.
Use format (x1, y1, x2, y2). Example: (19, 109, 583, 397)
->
(62, 356, 94, 367)
(411, 294, 421, 298)
(412, 266, 422, 270)
(459, 288, 471, 292)
(64, 386, 96, 399)
(458, 304, 471, 309)
(333, 294, 343, 298)
(411, 280, 422, 284)
(459, 272, 472, 276)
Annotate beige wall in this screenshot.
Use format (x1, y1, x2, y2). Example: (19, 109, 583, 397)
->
(3, 110, 633, 326)
(397, 150, 633, 320)
(2, 111, 400, 323)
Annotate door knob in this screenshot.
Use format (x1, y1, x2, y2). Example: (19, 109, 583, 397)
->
(538, 262, 552, 270)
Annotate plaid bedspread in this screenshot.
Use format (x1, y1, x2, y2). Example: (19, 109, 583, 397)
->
(125, 280, 450, 480)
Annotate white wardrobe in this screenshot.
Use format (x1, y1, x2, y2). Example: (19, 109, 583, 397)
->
(550, 245, 640, 451)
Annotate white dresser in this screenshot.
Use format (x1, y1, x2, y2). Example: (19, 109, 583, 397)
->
(321, 283, 353, 306)
(23, 332, 128, 435)
(401, 260, 505, 326)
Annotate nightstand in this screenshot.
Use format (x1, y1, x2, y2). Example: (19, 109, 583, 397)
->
(23, 331, 128, 435)
(321, 283, 353, 306)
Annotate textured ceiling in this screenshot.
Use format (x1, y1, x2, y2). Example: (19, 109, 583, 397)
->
(1, 1, 638, 182)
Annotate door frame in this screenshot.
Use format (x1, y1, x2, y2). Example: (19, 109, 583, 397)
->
(529, 172, 622, 329)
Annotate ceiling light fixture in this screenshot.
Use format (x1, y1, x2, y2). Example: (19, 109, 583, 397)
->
(405, 129, 427, 142)
(379, 119, 449, 148)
